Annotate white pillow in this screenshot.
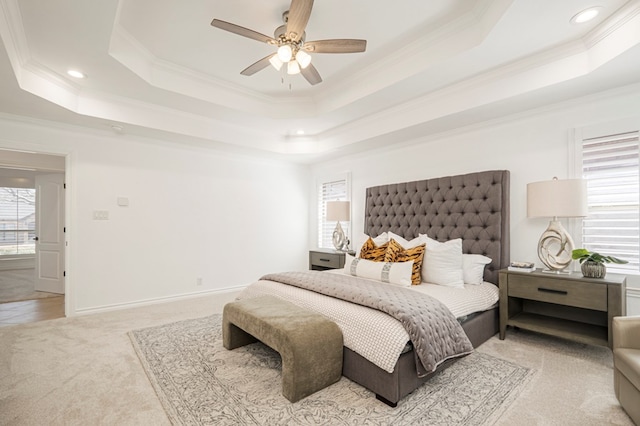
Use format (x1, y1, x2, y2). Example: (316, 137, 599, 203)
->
(387, 232, 428, 249)
(344, 254, 413, 287)
(419, 235, 464, 287)
(462, 254, 492, 285)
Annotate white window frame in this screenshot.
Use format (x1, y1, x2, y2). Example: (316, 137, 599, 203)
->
(571, 117, 640, 275)
(0, 187, 36, 257)
(316, 172, 351, 249)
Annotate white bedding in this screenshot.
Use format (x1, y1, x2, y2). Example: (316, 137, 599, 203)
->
(236, 272, 498, 373)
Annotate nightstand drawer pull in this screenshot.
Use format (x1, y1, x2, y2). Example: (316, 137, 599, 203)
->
(319, 258, 331, 262)
(538, 287, 568, 295)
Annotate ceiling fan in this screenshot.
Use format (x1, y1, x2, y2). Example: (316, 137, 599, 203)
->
(211, 0, 367, 86)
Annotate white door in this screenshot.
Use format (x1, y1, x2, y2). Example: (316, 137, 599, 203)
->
(34, 174, 65, 294)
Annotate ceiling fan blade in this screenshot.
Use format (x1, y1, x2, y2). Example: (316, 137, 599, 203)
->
(304, 39, 367, 54)
(240, 54, 276, 76)
(301, 63, 322, 85)
(211, 19, 276, 44)
(286, 0, 314, 41)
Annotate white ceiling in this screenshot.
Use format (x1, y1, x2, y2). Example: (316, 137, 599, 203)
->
(0, 0, 639, 162)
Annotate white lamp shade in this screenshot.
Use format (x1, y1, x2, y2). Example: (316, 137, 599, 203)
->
(269, 55, 283, 71)
(326, 201, 350, 222)
(277, 45, 293, 62)
(287, 60, 301, 75)
(295, 50, 311, 69)
(527, 178, 588, 218)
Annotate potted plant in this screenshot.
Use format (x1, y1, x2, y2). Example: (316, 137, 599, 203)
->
(571, 248, 628, 278)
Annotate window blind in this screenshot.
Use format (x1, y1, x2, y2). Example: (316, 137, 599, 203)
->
(0, 187, 36, 255)
(317, 178, 349, 248)
(582, 131, 640, 272)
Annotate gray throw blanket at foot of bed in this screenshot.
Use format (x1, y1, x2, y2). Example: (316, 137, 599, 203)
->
(260, 271, 473, 376)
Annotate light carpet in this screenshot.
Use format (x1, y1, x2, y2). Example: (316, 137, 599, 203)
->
(130, 314, 533, 426)
(0, 268, 60, 303)
(0, 293, 634, 425)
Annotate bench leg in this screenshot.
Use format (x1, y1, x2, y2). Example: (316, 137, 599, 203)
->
(280, 332, 343, 403)
(223, 320, 257, 350)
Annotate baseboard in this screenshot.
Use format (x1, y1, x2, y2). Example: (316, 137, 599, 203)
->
(72, 285, 246, 316)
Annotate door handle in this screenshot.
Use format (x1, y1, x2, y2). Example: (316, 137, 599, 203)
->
(34, 236, 39, 241)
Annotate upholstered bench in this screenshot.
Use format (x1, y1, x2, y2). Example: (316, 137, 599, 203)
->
(222, 295, 343, 403)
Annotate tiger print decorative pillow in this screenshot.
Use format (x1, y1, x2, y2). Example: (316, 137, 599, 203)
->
(359, 237, 389, 262)
(385, 239, 426, 285)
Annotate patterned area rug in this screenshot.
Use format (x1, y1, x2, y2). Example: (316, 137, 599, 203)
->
(130, 314, 533, 426)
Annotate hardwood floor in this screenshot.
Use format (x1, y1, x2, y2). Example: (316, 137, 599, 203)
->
(0, 296, 65, 327)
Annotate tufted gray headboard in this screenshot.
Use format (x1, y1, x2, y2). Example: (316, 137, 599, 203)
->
(364, 170, 510, 284)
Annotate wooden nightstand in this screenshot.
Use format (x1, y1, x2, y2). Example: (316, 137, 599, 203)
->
(309, 249, 352, 271)
(499, 269, 626, 348)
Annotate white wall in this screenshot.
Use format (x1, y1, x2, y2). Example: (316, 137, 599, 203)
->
(309, 85, 640, 314)
(0, 117, 310, 314)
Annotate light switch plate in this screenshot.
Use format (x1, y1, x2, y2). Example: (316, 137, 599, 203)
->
(93, 210, 109, 220)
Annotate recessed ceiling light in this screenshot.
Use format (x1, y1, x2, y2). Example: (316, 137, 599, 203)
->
(296, 130, 305, 135)
(571, 6, 602, 24)
(67, 69, 85, 79)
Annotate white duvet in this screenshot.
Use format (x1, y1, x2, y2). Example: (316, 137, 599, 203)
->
(236, 272, 498, 373)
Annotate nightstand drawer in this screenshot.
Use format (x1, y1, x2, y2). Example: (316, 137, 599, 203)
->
(508, 275, 607, 311)
(309, 251, 342, 269)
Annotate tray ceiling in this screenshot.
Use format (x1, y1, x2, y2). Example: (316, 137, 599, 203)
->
(0, 0, 639, 161)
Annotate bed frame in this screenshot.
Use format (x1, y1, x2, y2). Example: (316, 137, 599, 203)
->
(342, 170, 510, 406)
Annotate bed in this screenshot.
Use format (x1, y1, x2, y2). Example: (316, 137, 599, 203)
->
(238, 169, 510, 406)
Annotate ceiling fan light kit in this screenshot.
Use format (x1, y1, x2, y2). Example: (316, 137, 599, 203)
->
(295, 50, 311, 69)
(287, 60, 301, 75)
(277, 45, 293, 62)
(210, 0, 366, 86)
(269, 55, 284, 71)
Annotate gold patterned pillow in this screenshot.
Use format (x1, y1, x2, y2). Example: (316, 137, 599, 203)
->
(385, 239, 426, 285)
(359, 237, 388, 262)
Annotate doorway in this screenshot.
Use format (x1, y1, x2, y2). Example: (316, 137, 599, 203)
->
(0, 149, 66, 324)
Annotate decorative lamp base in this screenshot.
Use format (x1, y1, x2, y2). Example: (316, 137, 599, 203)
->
(537, 219, 575, 273)
(332, 222, 346, 251)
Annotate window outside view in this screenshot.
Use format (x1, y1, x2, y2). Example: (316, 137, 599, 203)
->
(0, 187, 36, 255)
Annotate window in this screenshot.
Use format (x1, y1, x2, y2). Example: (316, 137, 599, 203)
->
(317, 176, 350, 249)
(0, 187, 36, 256)
(580, 130, 640, 273)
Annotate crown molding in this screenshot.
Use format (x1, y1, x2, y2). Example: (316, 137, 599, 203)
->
(312, 34, 632, 152)
(314, 82, 640, 166)
(313, 0, 514, 113)
(108, 23, 318, 119)
(2, 0, 638, 158)
(0, 0, 28, 66)
(108, 0, 512, 119)
(582, 1, 640, 71)
(584, 0, 640, 48)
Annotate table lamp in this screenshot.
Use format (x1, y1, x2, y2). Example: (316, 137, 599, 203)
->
(527, 177, 587, 273)
(326, 200, 350, 251)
